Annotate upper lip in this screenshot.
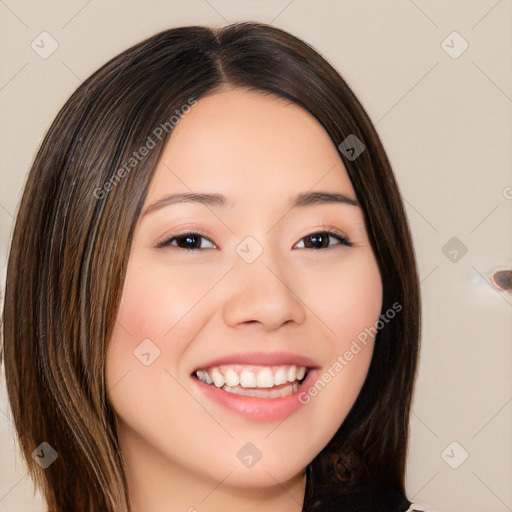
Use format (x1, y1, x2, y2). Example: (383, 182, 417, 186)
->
(192, 351, 321, 373)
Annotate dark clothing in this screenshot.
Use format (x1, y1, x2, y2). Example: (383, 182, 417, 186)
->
(302, 483, 430, 512)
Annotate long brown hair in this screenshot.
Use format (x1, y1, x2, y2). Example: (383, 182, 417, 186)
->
(1, 22, 421, 511)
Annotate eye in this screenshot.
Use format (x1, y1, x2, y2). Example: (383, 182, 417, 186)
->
(155, 229, 352, 252)
(294, 230, 352, 250)
(155, 232, 216, 251)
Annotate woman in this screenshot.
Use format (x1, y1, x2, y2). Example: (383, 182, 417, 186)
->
(1, 21, 431, 512)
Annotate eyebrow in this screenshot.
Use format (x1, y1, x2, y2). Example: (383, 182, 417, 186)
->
(141, 190, 360, 217)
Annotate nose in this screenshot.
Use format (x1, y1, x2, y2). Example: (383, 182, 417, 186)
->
(222, 244, 307, 331)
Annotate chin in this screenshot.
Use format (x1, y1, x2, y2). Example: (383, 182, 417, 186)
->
(215, 464, 305, 488)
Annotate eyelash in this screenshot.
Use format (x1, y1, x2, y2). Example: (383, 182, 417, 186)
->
(155, 228, 353, 251)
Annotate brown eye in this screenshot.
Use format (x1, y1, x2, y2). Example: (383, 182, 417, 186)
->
(156, 230, 352, 251)
(295, 231, 352, 250)
(156, 232, 216, 251)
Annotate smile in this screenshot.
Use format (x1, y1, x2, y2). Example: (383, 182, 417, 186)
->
(191, 362, 319, 421)
(194, 364, 310, 398)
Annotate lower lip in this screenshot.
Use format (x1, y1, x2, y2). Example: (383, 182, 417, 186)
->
(191, 369, 319, 422)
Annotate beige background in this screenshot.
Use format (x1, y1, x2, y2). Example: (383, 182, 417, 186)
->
(1, 1, 511, 511)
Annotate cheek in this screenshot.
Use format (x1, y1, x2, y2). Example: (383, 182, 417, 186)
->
(104, 265, 220, 465)
(301, 250, 383, 344)
(285, 251, 382, 440)
(110, 261, 220, 361)
(104, 260, 225, 429)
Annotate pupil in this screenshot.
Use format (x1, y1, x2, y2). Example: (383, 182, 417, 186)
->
(181, 234, 199, 249)
(308, 233, 328, 249)
(177, 233, 331, 250)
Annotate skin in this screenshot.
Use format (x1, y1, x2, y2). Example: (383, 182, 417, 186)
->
(105, 87, 383, 512)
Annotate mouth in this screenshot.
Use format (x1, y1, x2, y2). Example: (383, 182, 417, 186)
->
(189, 352, 321, 421)
(192, 364, 311, 399)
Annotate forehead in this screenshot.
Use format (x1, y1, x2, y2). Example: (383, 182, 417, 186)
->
(146, 88, 356, 203)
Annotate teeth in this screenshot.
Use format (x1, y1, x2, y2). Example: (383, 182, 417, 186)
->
(222, 381, 300, 398)
(224, 368, 239, 387)
(211, 368, 225, 388)
(256, 367, 274, 388)
(240, 369, 257, 388)
(194, 364, 309, 389)
(273, 367, 288, 386)
(196, 369, 213, 385)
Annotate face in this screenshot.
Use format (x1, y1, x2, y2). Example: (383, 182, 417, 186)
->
(105, 88, 383, 497)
